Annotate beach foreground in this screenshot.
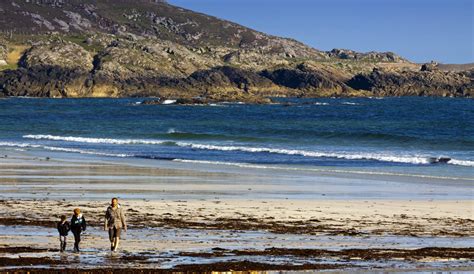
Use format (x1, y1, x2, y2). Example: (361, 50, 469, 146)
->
(0, 150, 473, 273)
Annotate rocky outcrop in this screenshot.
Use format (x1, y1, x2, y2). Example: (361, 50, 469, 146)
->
(178, 66, 284, 101)
(461, 69, 474, 79)
(20, 41, 93, 71)
(0, 41, 93, 97)
(328, 49, 407, 63)
(347, 67, 473, 97)
(0, 66, 84, 97)
(260, 63, 353, 97)
(127, 66, 287, 102)
(0, 1, 471, 100)
(1, 38, 471, 99)
(420, 61, 438, 72)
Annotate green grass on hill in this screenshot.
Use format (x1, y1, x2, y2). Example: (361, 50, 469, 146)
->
(0, 63, 18, 71)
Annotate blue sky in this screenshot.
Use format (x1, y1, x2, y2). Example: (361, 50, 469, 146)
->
(170, 0, 473, 64)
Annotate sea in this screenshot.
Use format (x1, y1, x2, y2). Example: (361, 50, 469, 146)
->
(0, 97, 473, 179)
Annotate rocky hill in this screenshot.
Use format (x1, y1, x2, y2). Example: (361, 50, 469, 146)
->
(0, 0, 471, 100)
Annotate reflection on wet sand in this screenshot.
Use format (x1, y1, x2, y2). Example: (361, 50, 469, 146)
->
(0, 150, 473, 272)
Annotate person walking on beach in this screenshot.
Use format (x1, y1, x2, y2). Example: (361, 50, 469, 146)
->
(70, 208, 87, 252)
(104, 197, 127, 252)
(57, 215, 70, 252)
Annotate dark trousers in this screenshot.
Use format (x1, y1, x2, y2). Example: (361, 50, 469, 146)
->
(72, 230, 81, 251)
(59, 235, 67, 252)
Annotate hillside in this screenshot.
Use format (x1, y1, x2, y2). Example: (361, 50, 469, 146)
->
(0, 0, 471, 100)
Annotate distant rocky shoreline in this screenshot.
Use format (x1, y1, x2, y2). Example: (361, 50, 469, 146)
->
(1, 46, 470, 102)
(0, 0, 472, 102)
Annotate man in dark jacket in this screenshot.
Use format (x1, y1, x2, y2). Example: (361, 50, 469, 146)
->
(104, 197, 127, 251)
(70, 208, 86, 252)
(57, 215, 70, 252)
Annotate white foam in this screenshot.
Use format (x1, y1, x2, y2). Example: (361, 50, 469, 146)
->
(0, 142, 42, 148)
(23, 135, 167, 145)
(447, 159, 474, 167)
(167, 128, 183, 134)
(17, 135, 474, 167)
(342, 102, 360, 105)
(174, 142, 433, 165)
(162, 99, 177, 105)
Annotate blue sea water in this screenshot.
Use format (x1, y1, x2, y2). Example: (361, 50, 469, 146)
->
(0, 97, 473, 177)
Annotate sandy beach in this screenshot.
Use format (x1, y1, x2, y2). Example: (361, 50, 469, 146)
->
(0, 148, 473, 272)
(0, 0, 473, 270)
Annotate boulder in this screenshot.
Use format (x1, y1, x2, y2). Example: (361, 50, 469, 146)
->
(420, 61, 439, 72)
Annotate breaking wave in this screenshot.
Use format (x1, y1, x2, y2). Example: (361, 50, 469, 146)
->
(18, 135, 474, 167)
(23, 134, 168, 145)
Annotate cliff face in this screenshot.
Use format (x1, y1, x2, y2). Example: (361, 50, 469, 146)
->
(0, 0, 471, 100)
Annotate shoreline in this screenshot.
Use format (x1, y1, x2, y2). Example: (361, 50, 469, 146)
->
(0, 149, 473, 271)
(1, 148, 473, 201)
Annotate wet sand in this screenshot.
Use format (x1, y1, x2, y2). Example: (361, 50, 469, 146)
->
(0, 149, 473, 272)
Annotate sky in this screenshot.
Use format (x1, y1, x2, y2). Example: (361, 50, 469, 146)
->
(170, 0, 473, 64)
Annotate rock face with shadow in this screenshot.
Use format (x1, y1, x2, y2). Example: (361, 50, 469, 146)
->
(347, 67, 472, 97)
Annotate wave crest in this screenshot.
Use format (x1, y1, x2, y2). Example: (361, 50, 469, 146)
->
(18, 135, 474, 167)
(447, 159, 474, 167)
(23, 134, 167, 145)
(174, 142, 434, 165)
